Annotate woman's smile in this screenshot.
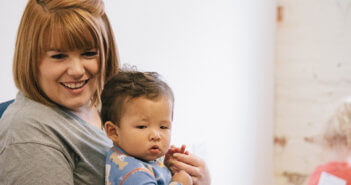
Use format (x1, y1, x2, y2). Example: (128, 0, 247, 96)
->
(60, 79, 89, 90)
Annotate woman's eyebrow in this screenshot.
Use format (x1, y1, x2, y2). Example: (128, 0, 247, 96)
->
(84, 48, 98, 51)
(46, 48, 65, 52)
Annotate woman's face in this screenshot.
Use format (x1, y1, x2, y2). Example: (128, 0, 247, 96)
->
(38, 49, 99, 111)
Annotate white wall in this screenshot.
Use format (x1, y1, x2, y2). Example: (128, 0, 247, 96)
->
(232, 1, 275, 184)
(0, 0, 275, 184)
(0, 0, 27, 102)
(275, 0, 351, 184)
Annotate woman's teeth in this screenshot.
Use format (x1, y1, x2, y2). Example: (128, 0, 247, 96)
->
(61, 80, 87, 89)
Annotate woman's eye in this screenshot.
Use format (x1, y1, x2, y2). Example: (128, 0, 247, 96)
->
(136, 126, 147, 129)
(82, 51, 98, 57)
(51, 54, 66, 59)
(160, 126, 169, 129)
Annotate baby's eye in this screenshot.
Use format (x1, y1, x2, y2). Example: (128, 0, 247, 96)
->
(51, 54, 66, 59)
(136, 126, 147, 129)
(160, 126, 169, 129)
(82, 51, 98, 57)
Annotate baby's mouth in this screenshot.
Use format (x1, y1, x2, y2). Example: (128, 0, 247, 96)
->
(149, 145, 162, 155)
(60, 79, 89, 89)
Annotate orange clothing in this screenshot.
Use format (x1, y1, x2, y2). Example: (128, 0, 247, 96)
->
(308, 161, 351, 185)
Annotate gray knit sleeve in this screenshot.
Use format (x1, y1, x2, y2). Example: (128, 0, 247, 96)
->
(0, 142, 74, 185)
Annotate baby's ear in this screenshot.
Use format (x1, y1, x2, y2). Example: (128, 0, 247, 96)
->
(104, 121, 119, 142)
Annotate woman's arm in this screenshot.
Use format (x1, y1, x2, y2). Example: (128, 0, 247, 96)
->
(0, 143, 74, 185)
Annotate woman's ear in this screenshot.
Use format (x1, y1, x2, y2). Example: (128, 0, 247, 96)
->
(104, 121, 119, 142)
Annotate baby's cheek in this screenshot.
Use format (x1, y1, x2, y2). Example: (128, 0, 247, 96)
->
(162, 143, 170, 153)
(162, 132, 171, 143)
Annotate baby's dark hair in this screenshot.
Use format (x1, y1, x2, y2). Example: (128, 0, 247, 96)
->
(101, 69, 174, 126)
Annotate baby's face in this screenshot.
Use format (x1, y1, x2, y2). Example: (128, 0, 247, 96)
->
(116, 96, 172, 161)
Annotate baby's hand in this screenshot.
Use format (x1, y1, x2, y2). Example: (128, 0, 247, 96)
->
(172, 170, 192, 185)
(165, 144, 189, 173)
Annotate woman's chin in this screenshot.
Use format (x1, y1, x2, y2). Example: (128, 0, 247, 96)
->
(59, 98, 92, 111)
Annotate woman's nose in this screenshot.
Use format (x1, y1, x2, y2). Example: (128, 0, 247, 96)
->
(67, 57, 85, 78)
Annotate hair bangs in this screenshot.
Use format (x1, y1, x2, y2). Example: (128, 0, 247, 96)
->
(40, 10, 98, 52)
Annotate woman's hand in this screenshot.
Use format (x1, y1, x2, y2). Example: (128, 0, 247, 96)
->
(165, 145, 211, 185)
(165, 145, 189, 167)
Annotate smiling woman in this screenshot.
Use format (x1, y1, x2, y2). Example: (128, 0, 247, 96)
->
(12, 0, 117, 108)
(0, 0, 119, 184)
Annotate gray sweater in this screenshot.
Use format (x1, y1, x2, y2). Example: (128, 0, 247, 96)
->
(0, 93, 112, 185)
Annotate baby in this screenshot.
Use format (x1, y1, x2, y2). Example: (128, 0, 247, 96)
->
(101, 69, 192, 185)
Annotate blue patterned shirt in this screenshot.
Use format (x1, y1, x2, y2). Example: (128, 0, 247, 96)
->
(105, 146, 181, 185)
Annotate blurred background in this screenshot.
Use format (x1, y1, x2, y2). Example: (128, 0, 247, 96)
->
(2, 0, 350, 185)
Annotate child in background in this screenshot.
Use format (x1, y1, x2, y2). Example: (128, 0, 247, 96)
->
(101, 69, 192, 185)
(307, 98, 351, 185)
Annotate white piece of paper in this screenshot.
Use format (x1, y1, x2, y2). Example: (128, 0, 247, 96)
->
(318, 171, 346, 185)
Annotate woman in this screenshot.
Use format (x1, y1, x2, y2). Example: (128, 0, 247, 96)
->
(0, 0, 210, 185)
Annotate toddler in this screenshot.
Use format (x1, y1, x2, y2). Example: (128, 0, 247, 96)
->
(101, 70, 192, 185)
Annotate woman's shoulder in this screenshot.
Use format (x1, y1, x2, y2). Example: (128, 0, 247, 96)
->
(0, 94, 62, 145)
(1, 92, 111, 150)
(1, 92, 99, 129)
(1, 93, 62, 129)
(0, 93, 88, 146)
